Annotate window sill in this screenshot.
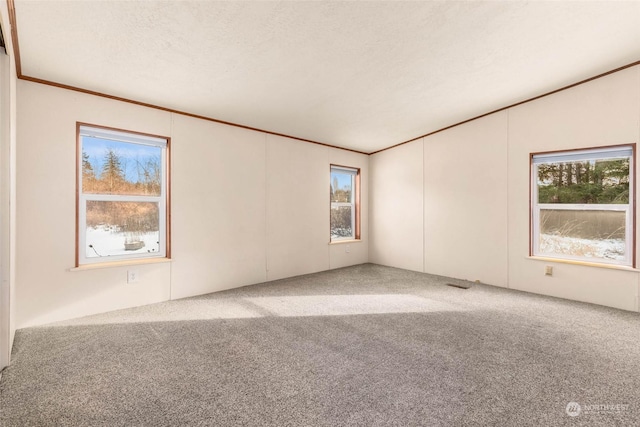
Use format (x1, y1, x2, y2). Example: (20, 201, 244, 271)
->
(527, 256, 640, 272)
(329, 239, 362, 245)
(70, 257, 172, 271)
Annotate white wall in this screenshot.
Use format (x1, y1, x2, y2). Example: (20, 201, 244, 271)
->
(424, 111, 508, 287)
(16, 82, 173, 328)
(266, 135, 330, 281)
(15, 80, 369, 328)
(329, 147, 369, 270)
(266, 138, 370, 279)
(170, 114, 267, 299)
(369, 140, 424, 271)
(507, 66, 640, 311)
(370, 65, 640, 312)
(0, 2, 18, 370)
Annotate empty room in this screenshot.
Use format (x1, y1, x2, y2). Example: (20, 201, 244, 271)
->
(0, 1, 639, 425)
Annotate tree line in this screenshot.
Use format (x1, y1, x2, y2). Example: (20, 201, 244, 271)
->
(83, 148, 161, 195)
(537, 159, 629, 204)
(331, 181, 353, 237)
(83, 149, 161, 233)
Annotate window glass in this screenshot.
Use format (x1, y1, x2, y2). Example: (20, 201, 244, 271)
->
(331, 205, 353, 239)
(331, 170, 353, 203)
(82, 137, 162, 196)
(532, 146, 633, 266)
(331, 166, 359, 241)
(78, 125, 168, 265)
(537, 157, 629, 204)
(538, 209, 626, 262)
(85, 201, 160, 259)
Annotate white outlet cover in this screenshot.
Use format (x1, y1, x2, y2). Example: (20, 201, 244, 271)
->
(127, 270, 139, 283)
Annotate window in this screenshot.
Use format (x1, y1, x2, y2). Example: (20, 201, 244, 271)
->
(330, 165, 360, 241)
(77, 124, 169, 265)
(531, 145, 634, 266)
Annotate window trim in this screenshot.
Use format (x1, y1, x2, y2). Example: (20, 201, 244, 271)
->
(75, 122, 171, 267)
(330, 164, 361, 242)
(529, 143, 636, 268)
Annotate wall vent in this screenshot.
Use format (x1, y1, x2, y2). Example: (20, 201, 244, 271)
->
(446, 283, 471, 289)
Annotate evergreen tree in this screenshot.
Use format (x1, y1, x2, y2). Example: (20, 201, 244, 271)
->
(538, 159, 629, 204)
(331, 176, 339, 201)
(81, 151, 96, 192)
(82, 151, 93, 176)
(101, 148, 125, 193)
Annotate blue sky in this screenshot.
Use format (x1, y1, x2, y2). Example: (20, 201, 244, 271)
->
(331, 171, 353, 191)
(83, 137, 161, 182)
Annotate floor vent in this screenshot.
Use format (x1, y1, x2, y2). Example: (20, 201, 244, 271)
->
(446, 283, 471, 289)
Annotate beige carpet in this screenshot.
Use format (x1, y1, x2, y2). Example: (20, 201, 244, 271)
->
(1, 264, 638, 426)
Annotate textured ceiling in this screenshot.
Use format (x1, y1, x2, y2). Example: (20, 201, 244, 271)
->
(12, 1, 640, 153)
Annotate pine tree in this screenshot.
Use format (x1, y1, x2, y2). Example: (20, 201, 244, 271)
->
(331, 176, 339, 201)
(101, 148, 125, 193)
(81, 151, 96, 192)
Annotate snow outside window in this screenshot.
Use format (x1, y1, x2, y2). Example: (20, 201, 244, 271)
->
(331, 165, 359, 241)
(531, 145, 634, 266)
(77, 124, 168, 265)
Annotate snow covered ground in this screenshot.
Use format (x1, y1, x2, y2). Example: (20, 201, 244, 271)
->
(539, 233, 625, 261)
(85, 226, 160, 258)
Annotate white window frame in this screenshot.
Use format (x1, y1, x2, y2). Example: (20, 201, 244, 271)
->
(531, 145, 634, 267)
(77, 124, 169, 265)
(330, 165, 359, 242)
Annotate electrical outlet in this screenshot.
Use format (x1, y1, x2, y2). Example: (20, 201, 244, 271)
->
(127, 270, 139, 284)
(545, 266, 553, 276)
(345, 245, 350, 253)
